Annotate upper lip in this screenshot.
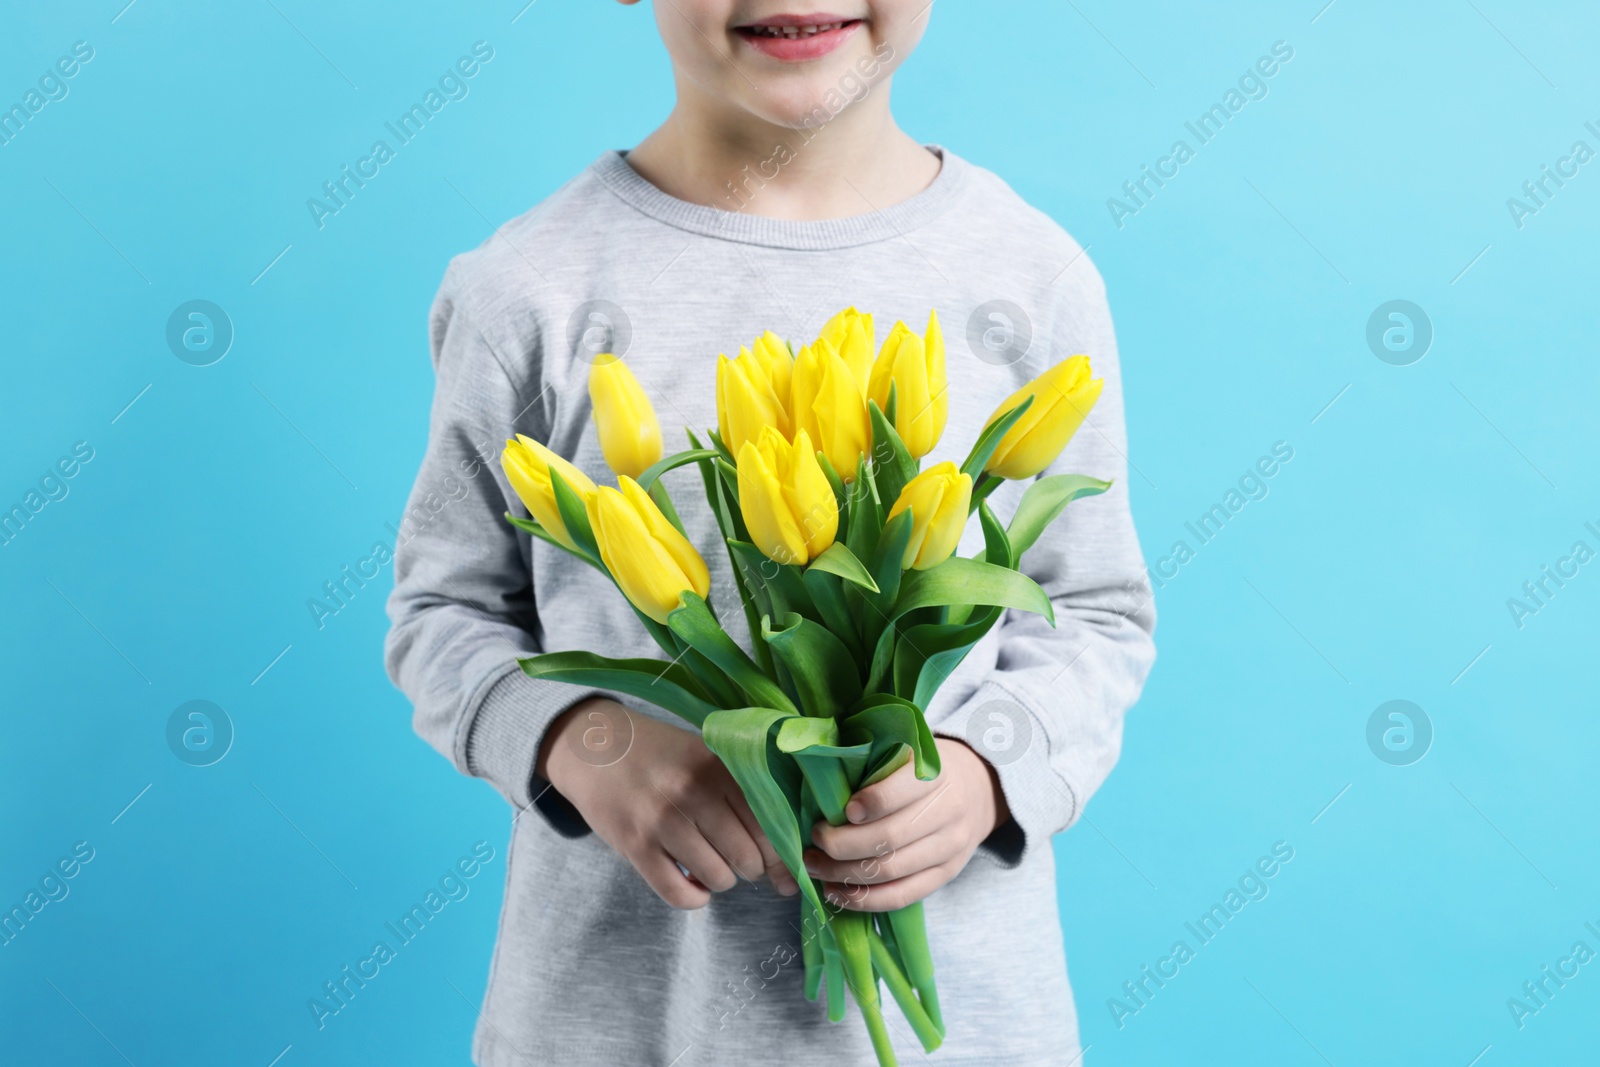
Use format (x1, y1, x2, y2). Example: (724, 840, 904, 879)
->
(737, 12, 857, 28)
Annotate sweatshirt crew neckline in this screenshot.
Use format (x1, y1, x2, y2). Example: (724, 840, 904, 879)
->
(589, 145, 967, 251)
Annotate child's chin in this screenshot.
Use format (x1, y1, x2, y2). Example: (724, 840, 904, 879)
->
(739, 77, 874, 130)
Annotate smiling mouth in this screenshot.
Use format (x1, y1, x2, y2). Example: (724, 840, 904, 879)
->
(739, 19, 858, 39)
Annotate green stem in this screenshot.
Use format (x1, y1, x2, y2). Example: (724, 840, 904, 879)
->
(833, 910, 896, 1066)
(868, 925, 943, 1052)
(886, 902, 943, 1036)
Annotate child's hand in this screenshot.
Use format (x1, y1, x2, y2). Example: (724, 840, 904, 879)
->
(803, 738, 1011, 912)
(538, 698, 800, 909)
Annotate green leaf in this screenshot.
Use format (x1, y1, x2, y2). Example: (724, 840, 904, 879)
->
(517, 651, 718, 727)
(548, 468, 599, 563)
(503, 514, 600, 571)
(668, 593, 797, 715)
(715, 457, 742, 510)
(958, 395, 1034, 482)
(775, 716, 872, 822)
(647, 481, 687, 538)
(979, 498, 1014, 568)
(843, 694, 942, 784)
(947, 500, 1013, 625)
(816, 450, 847, 514)
(806, 542, 880, 593)
(701, 707, 824, 918)
(800, 567, 863, 661)
(867, 510, 914, 611)
(1007, 473, 1113, 562)
(635, 447, 721, 491)
(762, 612, 862, 718)
(688, 430, 774, 677)
(893, 609, 1002, 709)
(844, 455, 883, 567)
(867, 399, 917, 512)
(705, 428, 737, 465)
(893, 557, 1055, 625)
(864, 620, 897, 694)
(726, 540, 815, 622)
(968, 471, 1003, 514)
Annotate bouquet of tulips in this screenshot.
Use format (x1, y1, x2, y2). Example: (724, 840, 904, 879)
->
(500, 307, 1107, 1066)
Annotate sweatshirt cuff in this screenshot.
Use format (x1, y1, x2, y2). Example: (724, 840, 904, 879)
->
(464, 666, 601, 838)
(930, 680, 1078, 869)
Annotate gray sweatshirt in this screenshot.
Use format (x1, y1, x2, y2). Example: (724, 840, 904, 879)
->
(384, 147, 1156, 1067)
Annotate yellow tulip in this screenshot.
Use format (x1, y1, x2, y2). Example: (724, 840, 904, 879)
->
(867, 309, 947, 458)
(791, 338, 871, 480)
(737, 427, 838, 566)
(716, 344, 790, 457)
(982, 356, 1105, 480)
(887, 462, 972, 570)
(501, 435, 597, 552)
(818, 306, 875, 392)
(586, 476, 711, 623)
(588, 355, 662, 479)
(750, 331, 794, 412)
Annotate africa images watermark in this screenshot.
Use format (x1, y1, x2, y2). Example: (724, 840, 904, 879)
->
(1107, 41, 1295, 230)
(1505, 120, 1600, 231)
(307, 841, 496, 1029)
(306, 435, 499, 629)
(1107, 841, 1296, 1029)
(1146, 440, 1295, 590)
(306, 41, 496, 230)
(1505, 917, 1600, 1031)
(1504, 518, 1600, 631)
(0, 40, 95, 149)
(718, 40, 895, 214)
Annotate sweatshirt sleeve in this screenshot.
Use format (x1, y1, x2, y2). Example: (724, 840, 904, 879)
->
(383, 267, 598, 835)
(929, 280, 1156, 868)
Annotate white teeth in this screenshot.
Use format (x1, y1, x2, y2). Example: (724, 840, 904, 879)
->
(749, 21, 845, 39)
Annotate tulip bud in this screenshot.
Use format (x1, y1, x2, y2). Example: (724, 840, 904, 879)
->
(867, 309, 947, 458)
(737, 427, 839, 566)
(982, 356, 1104, 480)
(818, 306, 875, 393)
(791, 339, 871, 481)
(588, 355, 663, 479)
(716, 345, 790, 458)
(750, 331, 794, 411)
(586, 476, 712, 623)
(886, 462, 972, 571)
(500, 434, 598, 552)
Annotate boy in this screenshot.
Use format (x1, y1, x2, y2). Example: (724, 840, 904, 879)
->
(385, 3, 1156, 1063)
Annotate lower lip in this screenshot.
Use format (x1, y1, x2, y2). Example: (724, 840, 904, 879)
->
(736, 21, 861, 62)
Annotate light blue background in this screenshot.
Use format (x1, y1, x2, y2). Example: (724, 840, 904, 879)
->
(3, 1, 1596, 1064)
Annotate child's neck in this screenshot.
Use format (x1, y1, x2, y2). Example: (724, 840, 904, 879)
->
(625, 87, 940, 222)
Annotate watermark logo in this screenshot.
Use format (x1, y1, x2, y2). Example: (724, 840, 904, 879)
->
(566, 299, 631, 364)
(1366, 699, 1431, 766)
(1365, 300, 1432, 366)
(965, 300, 1032, 366)
(166, 300, 233, 366)
(963, 699, 1034, 767)
(166, 700, 233, 767)
(564, 701, 634, 768)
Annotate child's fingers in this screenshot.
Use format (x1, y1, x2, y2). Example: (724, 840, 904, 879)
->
(660, 819, 739, 894)
(692, 798, 769, 884)
(803, 827, 956, 886)
(842, 762, 937, 824)
(821, 862, 955, 913)
(811, 799, 944, 862)
(725, 796, 798, 895)
(638, 849, 712, 910)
